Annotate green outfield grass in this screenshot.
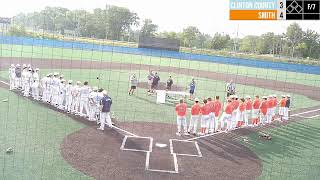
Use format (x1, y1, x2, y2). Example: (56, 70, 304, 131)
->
(243, 117, 320, 180)
(0, 88, 91, 180)
(1, 69, 319, 125)
(1, 44, 320, 87)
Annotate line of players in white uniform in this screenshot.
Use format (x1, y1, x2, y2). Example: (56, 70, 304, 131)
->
(9, 64, 104, 123)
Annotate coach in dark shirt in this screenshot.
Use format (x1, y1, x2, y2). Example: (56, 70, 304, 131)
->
(97, 90, 113, 130)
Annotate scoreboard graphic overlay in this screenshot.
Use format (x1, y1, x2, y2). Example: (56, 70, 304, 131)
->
(230, 0, 320, 20)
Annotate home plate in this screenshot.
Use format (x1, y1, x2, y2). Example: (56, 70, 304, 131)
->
(155, 143, 167, 148)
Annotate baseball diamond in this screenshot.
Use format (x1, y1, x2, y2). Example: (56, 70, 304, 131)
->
(1, 5, 320, 179)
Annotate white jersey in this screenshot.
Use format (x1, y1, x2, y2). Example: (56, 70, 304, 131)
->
(41, 77, 48, 89)
(25, 72, 32, 84)
(52, 77, 60, 88)
(97, 92, 104, 104)
(59, 83, 66, 95)
(65, 84, 73, 96)
(72, 85, 80, 97)
(89, 91, 98, 104)
(9, 67, 15, 77)
(21, 70, 28, 81)
(80, 85, 91, 99)
(32, 73, 40, 83)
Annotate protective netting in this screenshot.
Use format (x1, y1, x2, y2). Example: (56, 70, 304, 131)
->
(0, 7, 320, 180)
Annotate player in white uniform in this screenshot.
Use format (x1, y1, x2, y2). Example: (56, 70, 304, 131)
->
(14, 64, 22, 89)
(65, 80, 73, 113)
(31, 68, 40, 100)
(9, 64, 16, 90)
(71, 81, 81, 114)
(21, 64, 28, 92)
(88, 86, 98, 121)
(23, 68, 32, 97)
(58, 79, 66, 110)
(41, 74, 50, 102)
(79, 81, 91, 117)
(51, 72, 60, 106)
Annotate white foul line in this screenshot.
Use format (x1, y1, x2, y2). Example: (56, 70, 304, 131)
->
(290, 109, 320, 116)
(0, 80, 10, 86)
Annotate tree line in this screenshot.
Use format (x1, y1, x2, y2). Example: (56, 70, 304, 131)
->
(8, 6, 320, 60)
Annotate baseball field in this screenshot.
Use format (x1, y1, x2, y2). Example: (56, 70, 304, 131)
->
(1, 39, 320, 180)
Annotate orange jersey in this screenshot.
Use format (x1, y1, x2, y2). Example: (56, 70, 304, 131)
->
(225, 103, 233, 114)
(253, 99, 260, 109)
(280, 98, 286, 107)
(246, 99, 252, 110)
(207, 101, 215, 113)
(232, 100, 240, 110)
(191, 103, 201, 115)
(213, 100, 222, 117)
(201, 103, 211, 115)
(260, 101, 268, 115)
(176, 103, 187, 116)
(267, 99, 273, 109)
(239, 103, 246, 112)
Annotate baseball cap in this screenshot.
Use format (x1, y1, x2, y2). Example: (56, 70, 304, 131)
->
(102, 90, 108, 95)
(245, 95, 251, 99)
(68, 80, 73, 84)
(194, 98, 199, 102)
(11, 64, 15, 67)
(92, 86, 98, 91)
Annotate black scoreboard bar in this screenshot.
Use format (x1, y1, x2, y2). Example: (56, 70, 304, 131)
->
(286, 0, 320, 20)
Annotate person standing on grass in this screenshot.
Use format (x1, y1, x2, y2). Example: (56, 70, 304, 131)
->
(96, 88, 105, 124)
(213, 96, 222, 132)
(188, 98, 201, 135)
(207, 97, 215, 133)
(226, 80, 236, 97)
(200, 99, 211, 135)
(65, 80, 73, 113)
(23, 68, 32, 97)
(166, 75, 173, 90)
(237, 98, 246, 127)
(79, 81, 91, 117)
(15, 64, 22, 89)
(267, 95, 273, 124)
(58, 79, 66, 110)
(245, 96, 252, 126)
(147, 70, 154, 92)
(98, 90, 113, 131)
(175, 99, 188, 136)
(272, 95, 278, 120)
(220, 99, 233, 132)
(9, 64, 16, 90)
(259, 96, 268, 125)
(128, 74, 138, 96)
(151, 72, 160, 93)
(283, 95, 291, 121)
(279, 95, 286, 121)
(252, 95, 261, 126)
(31, 68, 40, 101)
(189, 78, 196, 100)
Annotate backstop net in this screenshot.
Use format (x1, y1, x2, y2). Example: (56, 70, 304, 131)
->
(0, 6, 320, 180)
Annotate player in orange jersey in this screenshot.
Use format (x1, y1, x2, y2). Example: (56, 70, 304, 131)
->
(259, 96, 268, 125)
(200, 99, 211, 135)
(245, 95, 252, 126)
(237, 98, 246, 127)
(188, 98, 201, 135)
(266, 95, 273, 124)
(231, 95, 240, 129)
(272, 95, 278, 120)
(213, 96, 222, 132)
(278, 95, 286, 121)
(175, 99, 188, 136)
(207, 97, 215, 133)
(220, 99, 233, 132)
(252, 95, 261, 126)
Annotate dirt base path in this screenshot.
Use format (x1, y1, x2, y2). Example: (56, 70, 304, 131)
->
(1, 57, 319, 100)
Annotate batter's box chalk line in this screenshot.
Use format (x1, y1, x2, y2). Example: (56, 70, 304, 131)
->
(120, 135, 153, 153)
(145, 151, 179, 174)
(169, 139, 203, 157)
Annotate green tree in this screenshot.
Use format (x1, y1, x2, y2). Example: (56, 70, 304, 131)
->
(140, 19, 158, 37)
(286, 23, 303, 57)
(105, 5, 139, 40)
(211, 33, 231, 50)
(182, 26, 200, 47)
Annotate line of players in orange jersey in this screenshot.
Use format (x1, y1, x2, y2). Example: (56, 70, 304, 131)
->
(175, 94, 291, 136)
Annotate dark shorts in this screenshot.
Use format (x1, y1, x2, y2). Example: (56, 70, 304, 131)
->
(131, 86, 136, 89)
(189, 89, 194, 94)
(167, 85, 172, 90)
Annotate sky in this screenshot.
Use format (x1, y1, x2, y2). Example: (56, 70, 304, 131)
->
(0, 0, 319, 37)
